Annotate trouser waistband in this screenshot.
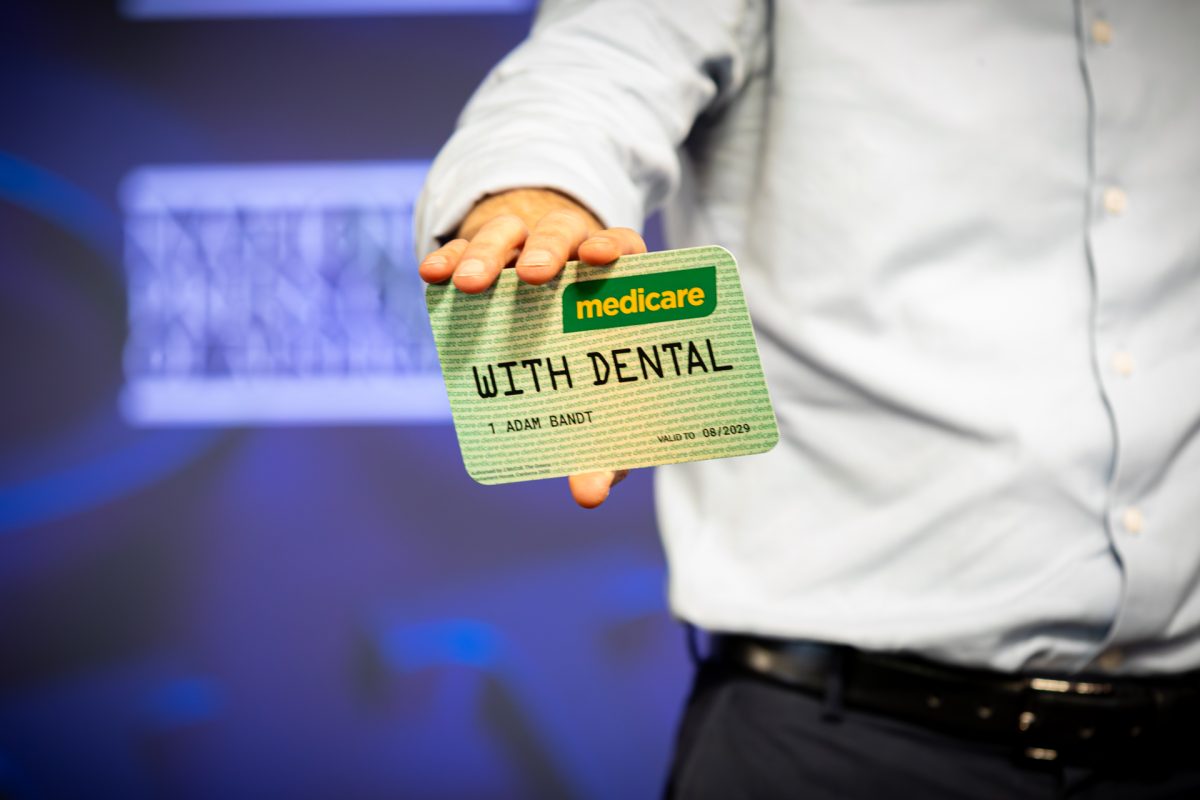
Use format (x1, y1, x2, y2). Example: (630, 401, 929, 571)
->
(707, 633, 1200, 767)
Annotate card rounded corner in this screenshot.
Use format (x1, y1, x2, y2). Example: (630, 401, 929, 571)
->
(708, 244, 738, 266)
(464, 462, 501, 486)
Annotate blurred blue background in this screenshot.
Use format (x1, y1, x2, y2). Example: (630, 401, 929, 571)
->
(0, 2, 686, 797)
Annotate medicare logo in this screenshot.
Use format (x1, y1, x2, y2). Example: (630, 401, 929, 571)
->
(562, 266, 717, 333)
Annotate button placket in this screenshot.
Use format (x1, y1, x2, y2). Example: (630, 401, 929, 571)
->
(1080, 4, 1142, 668)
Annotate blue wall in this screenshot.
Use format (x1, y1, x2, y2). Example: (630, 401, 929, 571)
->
(0, 3, 687, 797)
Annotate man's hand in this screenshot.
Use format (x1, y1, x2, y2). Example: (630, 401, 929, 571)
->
(419, 187, 645, 508)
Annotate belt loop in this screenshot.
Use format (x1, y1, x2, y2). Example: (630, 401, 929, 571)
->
(821, 646, 847, 723)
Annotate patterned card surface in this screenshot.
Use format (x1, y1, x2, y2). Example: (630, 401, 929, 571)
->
(426, 245, 779, 484)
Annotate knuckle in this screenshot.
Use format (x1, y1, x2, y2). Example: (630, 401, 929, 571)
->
(460, 247, 495, 267)
(490, 213, 527, 232)
(473, 215, 527, 247)
(526, 230, 568, 254)
(541, 210, 588, 238)
(543, 208, 585, 228)
(533, 217, 570, 236)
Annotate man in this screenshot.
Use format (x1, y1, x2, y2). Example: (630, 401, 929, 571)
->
(415, 1, 1200, 796)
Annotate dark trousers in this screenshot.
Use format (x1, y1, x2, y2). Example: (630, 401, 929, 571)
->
(664, 660, 1200, 799)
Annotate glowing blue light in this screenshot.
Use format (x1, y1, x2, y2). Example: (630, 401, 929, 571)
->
(380, 619, 504, 670)
(0, 152, 121, 266)
(0, 429, 218, 534)
(142, 677, 223, 729)
(0, 151, 222, 534)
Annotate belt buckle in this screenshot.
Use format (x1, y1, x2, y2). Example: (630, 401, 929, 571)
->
(1016, 676, 1118, 764)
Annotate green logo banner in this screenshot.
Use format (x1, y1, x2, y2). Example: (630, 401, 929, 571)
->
(562, 266, 717, 333)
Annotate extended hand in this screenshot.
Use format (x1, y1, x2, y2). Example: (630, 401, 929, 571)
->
(418, 188, 645, 508)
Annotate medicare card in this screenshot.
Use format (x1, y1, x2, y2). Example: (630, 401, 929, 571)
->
(426, 245, 779, 484)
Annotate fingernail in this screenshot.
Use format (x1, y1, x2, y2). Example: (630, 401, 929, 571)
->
(520, 250, 554, 268)
(456, 258, 485, 277)
(423, 255, 445, 268)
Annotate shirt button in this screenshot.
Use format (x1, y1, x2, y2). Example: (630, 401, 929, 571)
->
(1096, 648, 1124, 671)
(1121, 506, 1144, 535)
(1111, 351, 1135, 377)
(1103, 186, 1127, 215)
(1091, 19, 1114, 46)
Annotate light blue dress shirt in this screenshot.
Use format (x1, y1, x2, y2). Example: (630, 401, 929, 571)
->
(415, 0, 1200, 675)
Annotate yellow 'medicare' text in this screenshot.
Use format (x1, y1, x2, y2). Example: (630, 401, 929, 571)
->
(576, 286, 706, 319)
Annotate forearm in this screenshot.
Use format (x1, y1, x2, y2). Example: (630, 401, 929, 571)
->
(413, 1, 766, 259)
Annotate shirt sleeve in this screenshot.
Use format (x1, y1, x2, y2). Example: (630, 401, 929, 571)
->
(412, 0, 768, 256)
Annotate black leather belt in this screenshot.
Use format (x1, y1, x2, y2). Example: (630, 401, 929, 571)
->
(710, 634, 1200, 767)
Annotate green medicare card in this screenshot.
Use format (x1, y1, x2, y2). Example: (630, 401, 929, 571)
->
(426, 245, 779, 484)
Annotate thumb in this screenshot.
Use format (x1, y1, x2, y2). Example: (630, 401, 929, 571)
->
(568, 470, 630, 509)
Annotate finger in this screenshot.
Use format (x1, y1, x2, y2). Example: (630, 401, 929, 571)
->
(578, 227, 647, 266)
(419, 238, 469, 284)
(515, 209, 591, 285)
(453, 214, 529, 294)
(568, 469, 630, 509)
